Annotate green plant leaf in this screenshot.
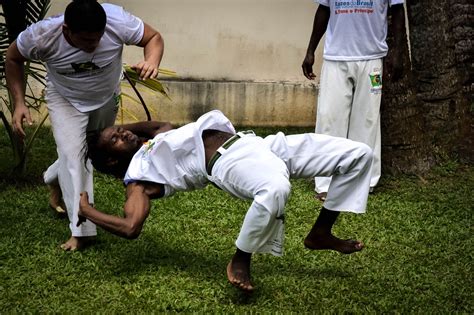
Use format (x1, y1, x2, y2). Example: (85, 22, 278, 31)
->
(122, 65, 175, 100)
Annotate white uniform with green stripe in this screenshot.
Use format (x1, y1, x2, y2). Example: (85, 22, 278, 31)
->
(125, 110, 373, 256)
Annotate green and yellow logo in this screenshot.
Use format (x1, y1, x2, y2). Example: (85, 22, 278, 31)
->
(369, 72, 382, 88)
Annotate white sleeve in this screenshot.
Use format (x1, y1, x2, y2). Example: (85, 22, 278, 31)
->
(16, 20, 50, 60)
(16, 29, 38, 60)
(317, 0, 330, 6)
(103, 4, 144, 45)
(390, 0, 405, 5)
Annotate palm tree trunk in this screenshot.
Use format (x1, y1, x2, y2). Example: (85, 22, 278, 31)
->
(382, 1, 473, 174)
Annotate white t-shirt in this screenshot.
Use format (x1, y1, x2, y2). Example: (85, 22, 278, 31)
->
(124, 110, 236, 197)
(16, 3, 144, 112)
(316, 0, 404, 61)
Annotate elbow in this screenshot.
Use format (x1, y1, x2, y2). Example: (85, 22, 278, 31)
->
(123, 223, 143, 240)
(154, 30, 164, 45)
(162, 122, 173, 132)
(155, 122, 173, 135)
(158, 32, 164, 46)
(149, 30, 164, 49)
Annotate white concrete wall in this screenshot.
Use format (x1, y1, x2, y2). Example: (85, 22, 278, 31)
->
(47, 0, 323, 126)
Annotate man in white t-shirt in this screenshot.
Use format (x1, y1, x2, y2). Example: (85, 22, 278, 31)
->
(302, 0, 406, 201)
(6, 0, 165, 251)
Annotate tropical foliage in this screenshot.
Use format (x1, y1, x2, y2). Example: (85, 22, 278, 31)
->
(0, 0, 51, 173)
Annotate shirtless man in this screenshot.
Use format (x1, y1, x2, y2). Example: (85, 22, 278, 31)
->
(79, 110, 373, 292)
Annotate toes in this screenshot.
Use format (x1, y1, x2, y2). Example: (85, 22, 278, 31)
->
(346, 239, 363, 249)
(342, 240, 364, 253)
(55, 206, 66, 214)
(233, 279, 254, 293)
(60, 244, 70, 251)
(60, 241, 77, 251)
(60, 244, 73, 251)
(240, 282, 254, 292)
(227, 262, 254, 293)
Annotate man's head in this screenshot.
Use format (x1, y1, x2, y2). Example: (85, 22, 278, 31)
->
(85, 126, 143, 178)
(63, 0, 106, 53)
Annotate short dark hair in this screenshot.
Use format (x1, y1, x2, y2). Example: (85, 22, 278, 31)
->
(84, 129, 131, 179)
(64, 0, 106, 33)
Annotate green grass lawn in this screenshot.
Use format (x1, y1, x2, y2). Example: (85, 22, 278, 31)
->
(0, 126, 472, 313)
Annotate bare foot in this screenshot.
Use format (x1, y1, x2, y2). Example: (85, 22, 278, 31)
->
(48, 184, 66, 214)
(304, 233, 364, 254)
(60, 236, 95, 251)
(227, 259, 254, 293)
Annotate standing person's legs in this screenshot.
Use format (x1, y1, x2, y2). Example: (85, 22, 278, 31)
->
(44, 86, 118, 250)
(210, 136, 291, 292)
(45, 88, 95, 250)
(314, 60, 355, 195)
(265, 132, 373, 253)
(349, 59, 383, 189)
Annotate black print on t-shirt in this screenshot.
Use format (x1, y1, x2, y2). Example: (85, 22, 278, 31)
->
(71, 61, 100, 72)
(57, 61, 112, 78)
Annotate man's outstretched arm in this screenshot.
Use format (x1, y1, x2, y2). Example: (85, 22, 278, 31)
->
(78, 182, 159, 239)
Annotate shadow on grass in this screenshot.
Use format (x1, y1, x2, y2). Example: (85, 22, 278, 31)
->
(85, 223, 358, 303)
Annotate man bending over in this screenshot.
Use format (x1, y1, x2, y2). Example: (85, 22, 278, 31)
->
(79, 110, 373, 293)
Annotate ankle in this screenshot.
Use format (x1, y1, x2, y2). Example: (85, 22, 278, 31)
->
(233, 248, 252, 264)
(308, 227, 332, 238)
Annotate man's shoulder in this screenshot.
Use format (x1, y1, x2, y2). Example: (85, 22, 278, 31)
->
(23, 15, 63, 37)
(101, 3, 122, 12)
(101, 2, 143, 44)
(17, 16, 63, 59)
(101, 3, 130, 19)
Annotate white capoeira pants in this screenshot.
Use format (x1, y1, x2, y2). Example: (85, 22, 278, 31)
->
(209, 132, 373, 256)
(315, 59, 383, 193)
(43, 83, 118, 237)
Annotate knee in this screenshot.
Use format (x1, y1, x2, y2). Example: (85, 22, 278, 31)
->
(255, 180, 291, 215)
(64, 152, 87, 171)
(344, 142, 373, 173)
(274, 180, 291, 202)
(58, 144, 86, 166)
(356, 143, 373, 166)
